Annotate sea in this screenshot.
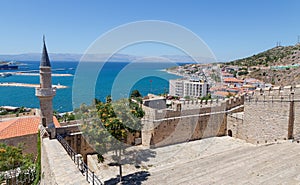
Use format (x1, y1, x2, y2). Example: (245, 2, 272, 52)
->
(0, 61, 183, 112)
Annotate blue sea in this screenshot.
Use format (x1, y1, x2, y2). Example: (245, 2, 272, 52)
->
(0, 61, 182, 112)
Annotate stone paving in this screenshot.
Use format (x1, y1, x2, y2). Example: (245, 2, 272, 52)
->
(41, 138, 89, 185)
(91, 137, 300, 184)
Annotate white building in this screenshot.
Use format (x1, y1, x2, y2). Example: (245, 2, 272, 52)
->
(169, 78, 209, 98)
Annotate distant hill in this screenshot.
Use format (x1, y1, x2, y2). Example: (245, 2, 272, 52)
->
(0, 53, 129, 62)
(0, 53, 213, 63)
(225, 44, 300, 86)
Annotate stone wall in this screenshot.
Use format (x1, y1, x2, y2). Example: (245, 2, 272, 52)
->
(40, 138, 88, 185)
(294, 101, 300, 140)
(143, 84, 300, 147)
(142, 96, 243, 147)
(243, 101, 290, 144)
(0, 134, 37, 155)
(40, 138, 55, 185)
(64, 134, 96, 163)
(230, 85, 300, 144)
(227, 113, 243, 138)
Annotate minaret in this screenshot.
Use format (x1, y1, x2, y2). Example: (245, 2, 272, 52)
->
(36, 36, 56, 139)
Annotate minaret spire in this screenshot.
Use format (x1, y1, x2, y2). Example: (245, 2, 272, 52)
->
(41, 36, 51, 67)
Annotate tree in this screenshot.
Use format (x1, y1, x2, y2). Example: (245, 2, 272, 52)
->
(184, 96, 191, 100)
(80, 96, 144, 182)
(130, 90, 142, 98)
(0, 143, 35, 184)
(226, 92, 234, 98)
(237, 70, 248, 76)
(200, 93, 211, 101)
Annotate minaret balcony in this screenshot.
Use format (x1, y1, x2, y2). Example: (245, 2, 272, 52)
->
(35, 87, 56, 97)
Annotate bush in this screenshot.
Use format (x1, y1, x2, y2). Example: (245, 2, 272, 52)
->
(33, 131, 41, 185)
(237, 71, 248, 76)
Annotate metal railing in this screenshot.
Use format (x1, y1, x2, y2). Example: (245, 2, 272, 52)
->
(56, 134, 103, 185)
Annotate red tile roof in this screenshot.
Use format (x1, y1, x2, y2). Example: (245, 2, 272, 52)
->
(223, 78, 244, 83)
(0, 116, 60, 139)
(53, 117, 61, 128)
(222, 72, 234, 77)
(0, 116, 40, 139)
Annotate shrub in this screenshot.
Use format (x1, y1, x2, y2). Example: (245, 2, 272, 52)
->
(33, 131, 41, 185)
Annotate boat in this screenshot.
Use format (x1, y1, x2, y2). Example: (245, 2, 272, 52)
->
(0, 64, 18, 70)
(0, 73, 12, 78)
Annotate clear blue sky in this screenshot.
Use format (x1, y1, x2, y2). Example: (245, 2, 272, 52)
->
(0, 0, 299, 61)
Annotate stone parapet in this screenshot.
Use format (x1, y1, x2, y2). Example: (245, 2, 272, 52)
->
(251, 85, 300, 101)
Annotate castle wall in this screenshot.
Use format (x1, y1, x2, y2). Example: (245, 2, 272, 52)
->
(293, 101, 300, 140)
(64, 134, 96, 163)
(231, 85, 300, 144)
(227, 113, 243, 138)
(40, 138, 88, 185)
(242, 101, 290, 144)
(56, 124, 97, 162)
(143, 85, 300, 147)
(142, 96, 243, 147)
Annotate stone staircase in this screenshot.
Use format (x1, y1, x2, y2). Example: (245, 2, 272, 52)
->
(143, 138, 300, 185)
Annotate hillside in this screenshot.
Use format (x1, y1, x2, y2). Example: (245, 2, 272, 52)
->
(228, 44, 300, 67)
(225, 44, 300, 86)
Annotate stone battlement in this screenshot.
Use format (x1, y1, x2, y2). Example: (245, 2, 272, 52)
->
(227, 84, 300, 145)
(249, 84, 300, 102)
(142, 84, 300, 147)
(143, 95, 244, 122)
(142, 94, 245, 147)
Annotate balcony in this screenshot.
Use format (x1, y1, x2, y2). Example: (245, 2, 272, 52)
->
(35, 88, 56, 97)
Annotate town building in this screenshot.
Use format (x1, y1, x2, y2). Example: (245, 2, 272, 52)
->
(143, 94, 166, 110)
(169, 78, 209, 98)
(0, 116, 60, 155)
(223, 77, 244, 87)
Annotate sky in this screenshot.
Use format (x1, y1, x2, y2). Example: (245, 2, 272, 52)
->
(0, 0, 299, 61)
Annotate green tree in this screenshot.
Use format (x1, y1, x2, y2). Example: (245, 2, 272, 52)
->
(0, 143, 35, 184)
(130, 90, 142, 98)
(0, 143, 34, 171)
(33, 131, 41, 185)
(80, 96, 144, 182)
(226, 92, 234, 98)
(200, 93, 211, 101)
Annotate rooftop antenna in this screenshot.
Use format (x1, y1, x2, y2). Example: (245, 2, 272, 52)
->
(298, 35, 300, 44)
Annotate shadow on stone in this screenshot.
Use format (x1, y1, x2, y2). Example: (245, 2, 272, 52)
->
(123, 149, 156, 167)
(105, 171, 150, 185)
(107, 149, 156, 168)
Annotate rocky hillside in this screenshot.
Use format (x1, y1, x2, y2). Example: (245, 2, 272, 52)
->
(228, 44, 300, 67)
(226, 44, 300, 86)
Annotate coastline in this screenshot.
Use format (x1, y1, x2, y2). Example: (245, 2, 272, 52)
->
(14, 72, 73, 77)
(0, 82, 68, 89)
(164, 68, 185, 78)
